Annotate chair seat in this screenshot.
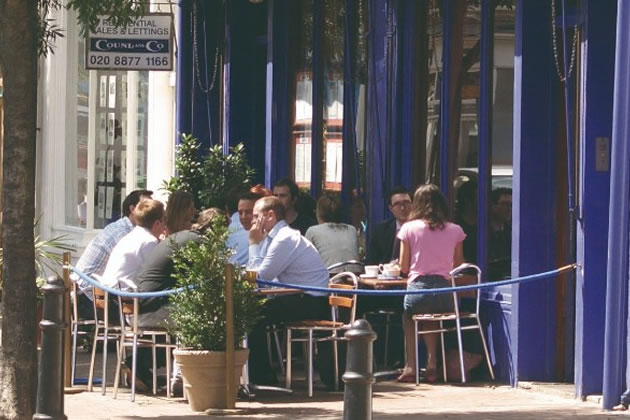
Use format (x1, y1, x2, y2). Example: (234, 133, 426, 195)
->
(286, 320, 345, 329)
(412, 312, 476, 321)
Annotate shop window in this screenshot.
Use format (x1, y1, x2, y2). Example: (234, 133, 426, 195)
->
(291, 0, 367, 195)
(66, 38, 148, 229)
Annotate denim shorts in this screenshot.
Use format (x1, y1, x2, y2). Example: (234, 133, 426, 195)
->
(403, 275, 454, 315)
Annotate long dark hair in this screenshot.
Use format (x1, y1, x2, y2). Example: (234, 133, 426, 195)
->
(408, 184, 449, 230)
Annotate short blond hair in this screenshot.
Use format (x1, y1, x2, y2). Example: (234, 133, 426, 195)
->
(133, 199, 165, 229)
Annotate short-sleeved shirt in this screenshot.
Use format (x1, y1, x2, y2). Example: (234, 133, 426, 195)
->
(101, 226, 160, 290)
(397, 220, 466, 280)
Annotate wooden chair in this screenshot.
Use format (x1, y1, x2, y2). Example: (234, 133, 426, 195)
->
(412, 263, 495, 384)
(284, 272, 359, 397)
(112, 296, 176, 402)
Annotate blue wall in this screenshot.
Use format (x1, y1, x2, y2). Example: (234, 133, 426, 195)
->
(512, 0, 561, 381)
(574, 0, 615, 398)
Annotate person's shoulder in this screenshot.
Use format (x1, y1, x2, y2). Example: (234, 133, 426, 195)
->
(374, 218, 395, 231)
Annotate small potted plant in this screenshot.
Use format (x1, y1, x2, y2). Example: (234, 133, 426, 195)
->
(169, 216, 263, 411)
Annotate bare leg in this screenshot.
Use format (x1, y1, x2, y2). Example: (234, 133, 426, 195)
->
(398, 315, 416, 378)
(420, 322, 439, 371)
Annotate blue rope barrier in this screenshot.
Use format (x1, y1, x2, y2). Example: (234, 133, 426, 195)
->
(70, 266, 194, 298)
(255, 264, 577, 296)
(70, 264, 576, 299)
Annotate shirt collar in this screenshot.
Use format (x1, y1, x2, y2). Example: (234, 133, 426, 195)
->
(268, 220, 288, 239)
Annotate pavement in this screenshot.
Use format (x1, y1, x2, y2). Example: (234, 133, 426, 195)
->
(65, 349, 621, 420)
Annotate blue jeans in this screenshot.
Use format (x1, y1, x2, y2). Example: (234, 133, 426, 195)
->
(403, 275, 454, 315)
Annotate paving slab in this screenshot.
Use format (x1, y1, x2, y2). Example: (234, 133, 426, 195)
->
(65, 382, 622, 419)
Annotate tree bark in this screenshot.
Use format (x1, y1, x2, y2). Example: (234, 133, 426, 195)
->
(0, 0, 40, 418)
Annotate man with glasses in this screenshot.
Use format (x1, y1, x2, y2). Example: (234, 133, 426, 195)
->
(363, 186, 412, 369)
(366, 186, 412, 265)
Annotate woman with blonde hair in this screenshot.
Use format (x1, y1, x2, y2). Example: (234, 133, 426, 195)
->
(165, 191, 196, 235)
(396, 184, 465, 383)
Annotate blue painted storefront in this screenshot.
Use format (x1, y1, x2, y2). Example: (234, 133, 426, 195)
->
(175, 0, 629, 408)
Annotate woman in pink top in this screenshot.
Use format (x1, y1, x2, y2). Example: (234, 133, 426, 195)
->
(396, 184, 465, 383)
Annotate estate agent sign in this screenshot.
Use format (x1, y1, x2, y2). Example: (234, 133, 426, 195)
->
(86, 13, 173, 71)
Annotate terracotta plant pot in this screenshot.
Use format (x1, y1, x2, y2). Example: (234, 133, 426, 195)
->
(174, 348, 249, 411)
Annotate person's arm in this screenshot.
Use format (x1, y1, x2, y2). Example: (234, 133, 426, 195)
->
(399, 239, 410, 276)
(453, 241, 464, 268)
(256, 233, 299, 280)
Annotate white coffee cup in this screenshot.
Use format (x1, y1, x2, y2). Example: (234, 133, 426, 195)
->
(364, 265, 379, 277)
(379, 262, 401, 277)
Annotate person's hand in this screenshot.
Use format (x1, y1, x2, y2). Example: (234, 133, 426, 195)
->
(249, 214, 266, 245)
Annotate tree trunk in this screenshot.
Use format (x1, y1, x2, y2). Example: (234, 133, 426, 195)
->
(0, 0, 40, 418)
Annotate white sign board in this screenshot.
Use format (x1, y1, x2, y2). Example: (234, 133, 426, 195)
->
(86, 14, 173, 71)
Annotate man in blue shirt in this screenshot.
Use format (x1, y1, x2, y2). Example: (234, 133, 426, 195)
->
(247, 196, 329, 385)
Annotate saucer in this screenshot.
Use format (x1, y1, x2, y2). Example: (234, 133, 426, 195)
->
(377, 274, 402, 280)
(360, 274, 378, 279)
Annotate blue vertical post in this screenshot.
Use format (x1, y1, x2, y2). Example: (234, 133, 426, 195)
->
(603, 0, 630, 409)
(223, 0, 232, 155)
(366, 0, 388, 226)
(265, 0, 290, 187)
(439, 0, 453, 194)
(342, 0, 358, 213)
(311, 0, 324, 198)
(398, 0, 417, 189)
(477, 0, 494, 279)
(176, 0, 193, 142)
(574, 0, 615, 399)
(512, 0, 559, 382)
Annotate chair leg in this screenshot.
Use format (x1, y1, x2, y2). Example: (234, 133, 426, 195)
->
(333, 338, 339, 392)
(454, 318, 466, 383)
(152, 335, 157, 395)
(285, 329, 292, 389)
(414, 319, 420, 386)
(273, 329, 285, 375)
(166, 336, 172, 398)
(87, 326, 99, 392)
(383, 314, 390, 368)
(308, 329, 313, 398)
(476, 320, 495, 380)
(113, 339, 124, 399)
(131, 334, 138, 402)
(71, 323, 78, 387)
(440, 321, 447, 383)
(266, 328, 274, 371)
(102, 327, 109, 395)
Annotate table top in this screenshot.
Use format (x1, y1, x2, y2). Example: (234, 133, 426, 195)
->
(256, 287, 304, 296)
(357, 277, 408, 289)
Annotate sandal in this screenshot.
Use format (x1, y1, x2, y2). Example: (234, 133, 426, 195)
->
(396, 373, 416, 383)
(425, 368, 438, 384)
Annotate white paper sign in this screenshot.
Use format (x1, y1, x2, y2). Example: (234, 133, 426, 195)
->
(86, 13, 173, 71)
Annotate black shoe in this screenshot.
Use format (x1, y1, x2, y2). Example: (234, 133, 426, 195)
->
(170, 377, 183, 397)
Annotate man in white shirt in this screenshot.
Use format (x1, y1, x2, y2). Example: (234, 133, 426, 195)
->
(101, 199, 166, 290)
(73, 189, 152, 319)
(247, 196, 329, 385)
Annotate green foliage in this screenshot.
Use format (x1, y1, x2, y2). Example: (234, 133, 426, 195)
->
(169, 217, 264, 351)
(66, 0, 145, 37)
(163, 134, 255, 211)
(162, 133, 206, 208)
(36, 0, 144, 57)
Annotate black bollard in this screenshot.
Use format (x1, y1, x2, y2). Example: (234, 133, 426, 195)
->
(342, 319, 377, 420)
(33, 276, 67, 420)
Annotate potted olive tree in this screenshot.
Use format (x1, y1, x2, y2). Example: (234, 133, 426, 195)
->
(169, 217, 263, 411)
